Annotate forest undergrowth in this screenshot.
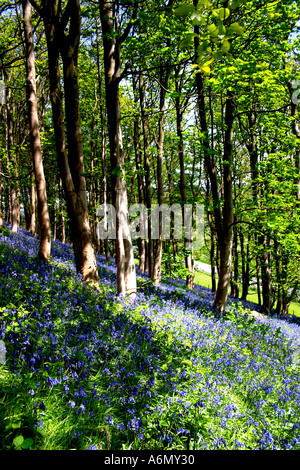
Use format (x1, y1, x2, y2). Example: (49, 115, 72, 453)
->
(1, 226, 300, 450)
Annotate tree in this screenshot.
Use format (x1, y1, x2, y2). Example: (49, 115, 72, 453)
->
(30, 0, 99, 285)
(99, 0, 136, 297)
(22, 0, 51, 260)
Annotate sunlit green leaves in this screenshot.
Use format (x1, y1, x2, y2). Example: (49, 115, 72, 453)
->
(221, 39, 231, 53)
(215, 7, 230, 21)
(207, 23, 219, 37)
(174, 4, 195, 16)
(227, 22, 244, 36)
(190, 10, 202, 26)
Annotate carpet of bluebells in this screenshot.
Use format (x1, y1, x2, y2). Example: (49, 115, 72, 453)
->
(1, 225, 300, 450)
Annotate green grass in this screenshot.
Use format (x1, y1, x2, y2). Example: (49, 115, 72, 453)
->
(193, 270, 215, 290)
(194, 269, 300, 318)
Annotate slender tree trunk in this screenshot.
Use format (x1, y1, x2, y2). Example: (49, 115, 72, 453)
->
(99, 0, 136, 297)
(37, 0, 98, 283)
(59, 178, 65, 243)
(139, 71, 153, 277)
(23, 0, 51, 260)
(4, 71, 19, 233)
(89, 82, 99, 250)
(214, 92, 234, 310)
(254, 234, 262, 306)
(59, 0, 99, 283)
(231, 218, 239, 298)
(275, 240, 283, 315)
(175, 70, 193, 289)
(29, 171, 37, 236)
(288, 81, 300, 201)
(194, 16, 234, 311)
(240, 230, 250, 300)
(53, 198, 57, 241)
(153, 64, 170, 284)
(96, 20, 110, 260)
(132, 75, 145, 273)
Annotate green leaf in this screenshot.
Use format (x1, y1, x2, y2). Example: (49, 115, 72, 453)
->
(199, 0, 211, 6)
(174, 4, 195, 16)
(22, 438, 34, 449)
(180, 33, 198, 48)
(218, 23, 226, 36)
(228, 0, 242, 9)
(213, 50, 223, 60)
(207, 24, 219, 37)
(13, 435, 24, 448)
(221, 39, 231, 53)
(11, 421, 22, 429)
(228, 22, 244, 35)
(201, 65, 211, 74)
(190, 10, 202, 25)
(217, 7, 230, 20)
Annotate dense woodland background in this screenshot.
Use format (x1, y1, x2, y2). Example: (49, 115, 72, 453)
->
(0, 0, 299, 314)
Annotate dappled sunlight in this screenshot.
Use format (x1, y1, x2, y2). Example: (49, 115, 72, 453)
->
(0, 227, 300, 449)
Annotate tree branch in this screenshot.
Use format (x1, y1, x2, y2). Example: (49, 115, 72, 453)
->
(28, 0, 42, 15)
(119, 1, 138, 45)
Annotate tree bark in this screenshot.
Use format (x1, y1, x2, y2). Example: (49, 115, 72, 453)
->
(240, 230, 250, 300)
(194, 19, 234, 312)
(153, 64, 170, 284)
(132, 75, 145, 273)
(59, 178, 65, 243)
(175, 67, 194, 289)
(4, 71, 19, 234)
(96, 19, 110, 260)
(99, 0, 136, 297)
(28, 170, 37, 236)
(139, 71, 153, 277)
(36, 0, 99, 283)
(23, 0, 51, 260)
(195, 66, 234, 311)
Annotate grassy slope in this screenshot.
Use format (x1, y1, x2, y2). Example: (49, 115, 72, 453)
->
(1, 229, 300, 450)
(193, 270, 300, 318)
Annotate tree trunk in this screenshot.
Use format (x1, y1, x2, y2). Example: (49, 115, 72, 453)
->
(231, 218, 239, 298)
(99, 0, 136, 297)
(28, 171, 37, 236)
(194, 17, 234, 312)
(153, 64, 170, 284)
(175, 69, 194, 289)
(59, 178, 65, 243)
(59, 0, 99, 284)
(288, 81, 300, 201)
(132, 77, 146, 273)
(23, 0, 51, 260)
(38, 0, 98, 283)
(139, 71, 153, 277)
(214, 92, 234, 310)
(96, 20, 110, 260)
(4, 71, 19, 233)
(259, 236, 272, 312)
(240, 230, 250, 300)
